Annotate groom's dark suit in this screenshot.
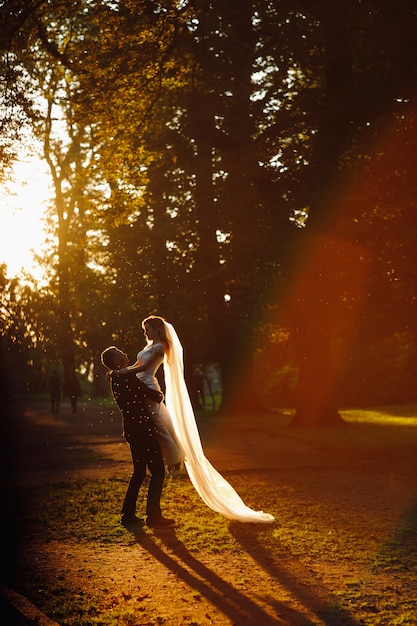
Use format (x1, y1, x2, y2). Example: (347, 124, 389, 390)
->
(110, 370, 165, 521)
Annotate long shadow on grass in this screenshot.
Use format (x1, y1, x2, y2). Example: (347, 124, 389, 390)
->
(126, 525, 311, 625)
(374, 497, 417, 571)
(229, 523, 361, 626)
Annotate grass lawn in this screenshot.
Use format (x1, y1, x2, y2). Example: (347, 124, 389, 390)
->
(4, 400, 417, 625)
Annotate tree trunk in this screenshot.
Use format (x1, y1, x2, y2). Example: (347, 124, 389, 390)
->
(288, 4, 354, 427)
(291, 327, 346, 427)
(57, 247, 77, 398)
(214, 0, 266, 414)
(91, 353, 109, 397)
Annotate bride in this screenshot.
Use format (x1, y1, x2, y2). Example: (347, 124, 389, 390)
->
(126, 315, 274, 524)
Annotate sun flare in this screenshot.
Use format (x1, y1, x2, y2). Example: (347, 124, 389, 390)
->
(0, 155, 52, 280)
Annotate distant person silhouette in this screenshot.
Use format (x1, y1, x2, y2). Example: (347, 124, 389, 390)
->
(48, 369, 61, 414)
(66, 374, 81, 414)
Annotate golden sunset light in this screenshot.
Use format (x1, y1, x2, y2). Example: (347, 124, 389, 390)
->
(0, 154, 51, 280)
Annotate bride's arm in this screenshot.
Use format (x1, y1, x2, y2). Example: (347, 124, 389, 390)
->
(114, 345, 164, 375)
(106, 360, 146, 378)
(120, 362, 145, 374)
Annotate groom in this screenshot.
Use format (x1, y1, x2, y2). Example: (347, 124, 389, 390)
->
(101, 346, 175, 528)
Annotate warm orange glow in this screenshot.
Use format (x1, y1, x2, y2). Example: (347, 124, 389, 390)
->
(0, 154, 51, 280)
(224, 100, 417, 415)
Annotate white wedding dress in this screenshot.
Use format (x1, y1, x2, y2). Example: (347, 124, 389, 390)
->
(135, 343, 184, 467)
(138, 323, 274, 524)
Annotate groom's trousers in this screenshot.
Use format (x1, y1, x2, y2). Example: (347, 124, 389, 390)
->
(123, 430, 165, 518)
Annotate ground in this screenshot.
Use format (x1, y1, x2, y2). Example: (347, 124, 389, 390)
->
(2, 396, 417, 625)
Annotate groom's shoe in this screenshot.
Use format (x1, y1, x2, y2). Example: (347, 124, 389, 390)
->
(146, 515, 175, 528)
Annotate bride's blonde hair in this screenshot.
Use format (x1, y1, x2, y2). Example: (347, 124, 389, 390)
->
(142, 315, 171, 353)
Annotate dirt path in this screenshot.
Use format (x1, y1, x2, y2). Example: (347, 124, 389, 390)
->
(2, 397, 417, 625)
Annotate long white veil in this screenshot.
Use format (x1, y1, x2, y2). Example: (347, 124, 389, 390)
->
(163, 321, 274, 523)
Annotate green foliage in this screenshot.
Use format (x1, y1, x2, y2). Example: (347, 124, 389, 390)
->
(2, 0, 417, 416)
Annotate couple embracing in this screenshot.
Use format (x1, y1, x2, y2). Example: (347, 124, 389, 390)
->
(101, 315, 274, 528)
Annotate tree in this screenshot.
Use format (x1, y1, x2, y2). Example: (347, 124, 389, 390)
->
(0, 0, 46, 177)
(0, 265, 60, 395)
(3, 0, 417, 422)
(280, 0, 417, 425)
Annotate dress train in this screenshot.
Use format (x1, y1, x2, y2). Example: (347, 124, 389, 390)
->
(163, 322, 274, 524)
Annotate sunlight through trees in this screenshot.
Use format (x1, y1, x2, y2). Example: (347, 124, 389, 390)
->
(1, 0, 417, 419)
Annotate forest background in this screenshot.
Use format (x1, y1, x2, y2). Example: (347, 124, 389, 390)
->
(1, 0, 417, 426)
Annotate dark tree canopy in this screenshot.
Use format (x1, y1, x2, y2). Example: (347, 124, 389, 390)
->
(1, 0, 417, 420)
